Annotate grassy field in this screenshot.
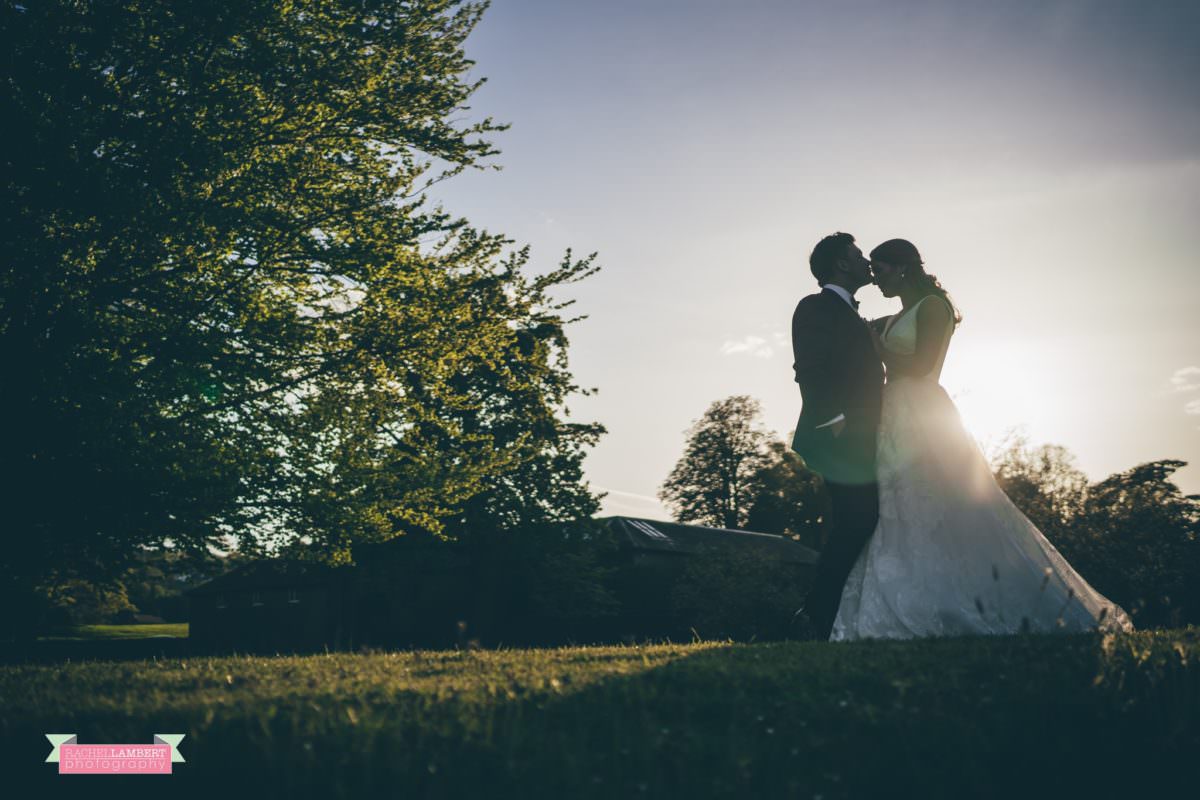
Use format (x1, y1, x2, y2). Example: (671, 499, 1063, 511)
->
(4, 629, 1197, 798)
(38, 623, 189, 640)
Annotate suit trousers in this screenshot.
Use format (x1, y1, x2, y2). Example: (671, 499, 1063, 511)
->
(804, 479, 880, 640)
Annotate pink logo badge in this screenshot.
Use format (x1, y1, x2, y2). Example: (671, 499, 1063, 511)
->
(45, 734, 186, 774)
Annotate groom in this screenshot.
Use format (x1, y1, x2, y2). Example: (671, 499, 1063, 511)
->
(790, 232, 884, 640)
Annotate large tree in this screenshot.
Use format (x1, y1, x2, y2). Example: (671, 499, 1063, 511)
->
(659, 395, 774, 529)
(1, 0, 602, 629)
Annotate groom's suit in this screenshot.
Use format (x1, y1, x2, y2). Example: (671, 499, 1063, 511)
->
(790, 286, 884, 639)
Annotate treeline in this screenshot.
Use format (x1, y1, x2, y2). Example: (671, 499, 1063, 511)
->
(659, 396, 1200, 629)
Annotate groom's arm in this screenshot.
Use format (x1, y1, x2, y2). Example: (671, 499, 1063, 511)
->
(791, 298, 840, 428)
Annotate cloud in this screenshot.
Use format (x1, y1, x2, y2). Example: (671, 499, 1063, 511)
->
(1170, 366, 1200, 393)
(720, 331, 787, 357)
(1169, 367, 1200, 425)
(720, 333, 782, 359)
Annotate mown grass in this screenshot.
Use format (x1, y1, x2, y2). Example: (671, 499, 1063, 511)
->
(38, 623, 189, 640)
(3, 629, 1197, 799)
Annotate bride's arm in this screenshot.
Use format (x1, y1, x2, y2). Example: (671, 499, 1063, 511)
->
(878, 298, 952, 377)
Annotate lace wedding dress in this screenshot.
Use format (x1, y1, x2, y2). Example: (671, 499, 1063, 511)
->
(831, 296, 1133, 640)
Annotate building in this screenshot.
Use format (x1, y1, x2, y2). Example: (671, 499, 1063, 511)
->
(186, 516, 820, 652)
(187, 560, 346, 651)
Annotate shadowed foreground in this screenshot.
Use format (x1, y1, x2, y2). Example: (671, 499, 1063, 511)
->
(3, 630, 1196, 798)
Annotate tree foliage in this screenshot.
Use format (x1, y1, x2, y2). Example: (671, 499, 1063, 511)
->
(993, 440, 1200, 628)
(1070, 461, 1200, 627)
(992, 436, 1090, 546)
(438, 244, 606, 539)
(659, 396, 774, 529)
(1, 0, 602, 623)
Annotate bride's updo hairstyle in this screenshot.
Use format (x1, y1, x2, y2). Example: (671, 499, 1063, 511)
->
(869, 238, 963, 326)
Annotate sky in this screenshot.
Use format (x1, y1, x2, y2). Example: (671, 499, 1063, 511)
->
(429, 0, 1200, 520)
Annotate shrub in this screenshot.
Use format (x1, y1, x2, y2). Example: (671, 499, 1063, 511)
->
(670, 544, 810, 641)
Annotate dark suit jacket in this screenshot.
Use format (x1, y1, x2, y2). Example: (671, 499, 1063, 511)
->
(789, 287, 884, 485)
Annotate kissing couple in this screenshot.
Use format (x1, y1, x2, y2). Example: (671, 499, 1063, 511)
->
(790, 233, 1133, 641)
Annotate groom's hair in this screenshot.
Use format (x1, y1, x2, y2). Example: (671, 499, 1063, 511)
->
(809, 232, 855, 285)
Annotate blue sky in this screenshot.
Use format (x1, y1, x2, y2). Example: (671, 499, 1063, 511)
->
(430, 0, 1200, 519)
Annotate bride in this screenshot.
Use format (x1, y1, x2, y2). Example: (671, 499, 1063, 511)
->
(830, 239, 1133, 640)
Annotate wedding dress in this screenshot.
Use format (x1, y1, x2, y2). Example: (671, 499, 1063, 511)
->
(831, 295, 1133, 640)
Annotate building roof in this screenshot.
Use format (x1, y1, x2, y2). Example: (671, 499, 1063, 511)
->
(186, 559, 337, 596)
(186, 516, 819, 596)
(598, 516, 819, 564)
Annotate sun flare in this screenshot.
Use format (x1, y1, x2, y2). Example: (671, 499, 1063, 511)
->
(940, 341, 1060, 454)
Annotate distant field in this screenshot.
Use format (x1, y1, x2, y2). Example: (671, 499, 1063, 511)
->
(5, 629, 1197, 798)
(38, 623, 189, 640)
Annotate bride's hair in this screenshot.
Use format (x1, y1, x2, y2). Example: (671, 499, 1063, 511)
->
(870, 239, 963, 326)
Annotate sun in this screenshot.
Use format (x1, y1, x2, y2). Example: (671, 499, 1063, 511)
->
(940, 340, 1059, 453)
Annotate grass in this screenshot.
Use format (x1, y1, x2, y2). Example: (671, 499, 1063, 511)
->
(4, 628, 1197, 798)
(38, 623, 189, 640)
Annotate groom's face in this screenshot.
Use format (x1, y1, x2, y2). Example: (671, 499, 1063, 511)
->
(839, 244, 872, 289)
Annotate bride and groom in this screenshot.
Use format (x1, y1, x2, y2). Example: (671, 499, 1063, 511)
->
(790, 233, 1133, 641)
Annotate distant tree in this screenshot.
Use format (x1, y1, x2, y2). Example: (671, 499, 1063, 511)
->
(744, 441, 829, 550)
(992, 435, 1090, 544)
(659, 396, 774, 529)
(121, 548, 227, 621)
(40, 579, 136, 627)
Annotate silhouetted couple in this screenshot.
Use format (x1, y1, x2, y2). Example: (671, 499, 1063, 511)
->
(790, 233, 1132, 641)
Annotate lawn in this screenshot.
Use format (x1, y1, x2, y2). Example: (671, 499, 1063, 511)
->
(4, 629, 1196, 798)
(38, 623, 189, 640)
